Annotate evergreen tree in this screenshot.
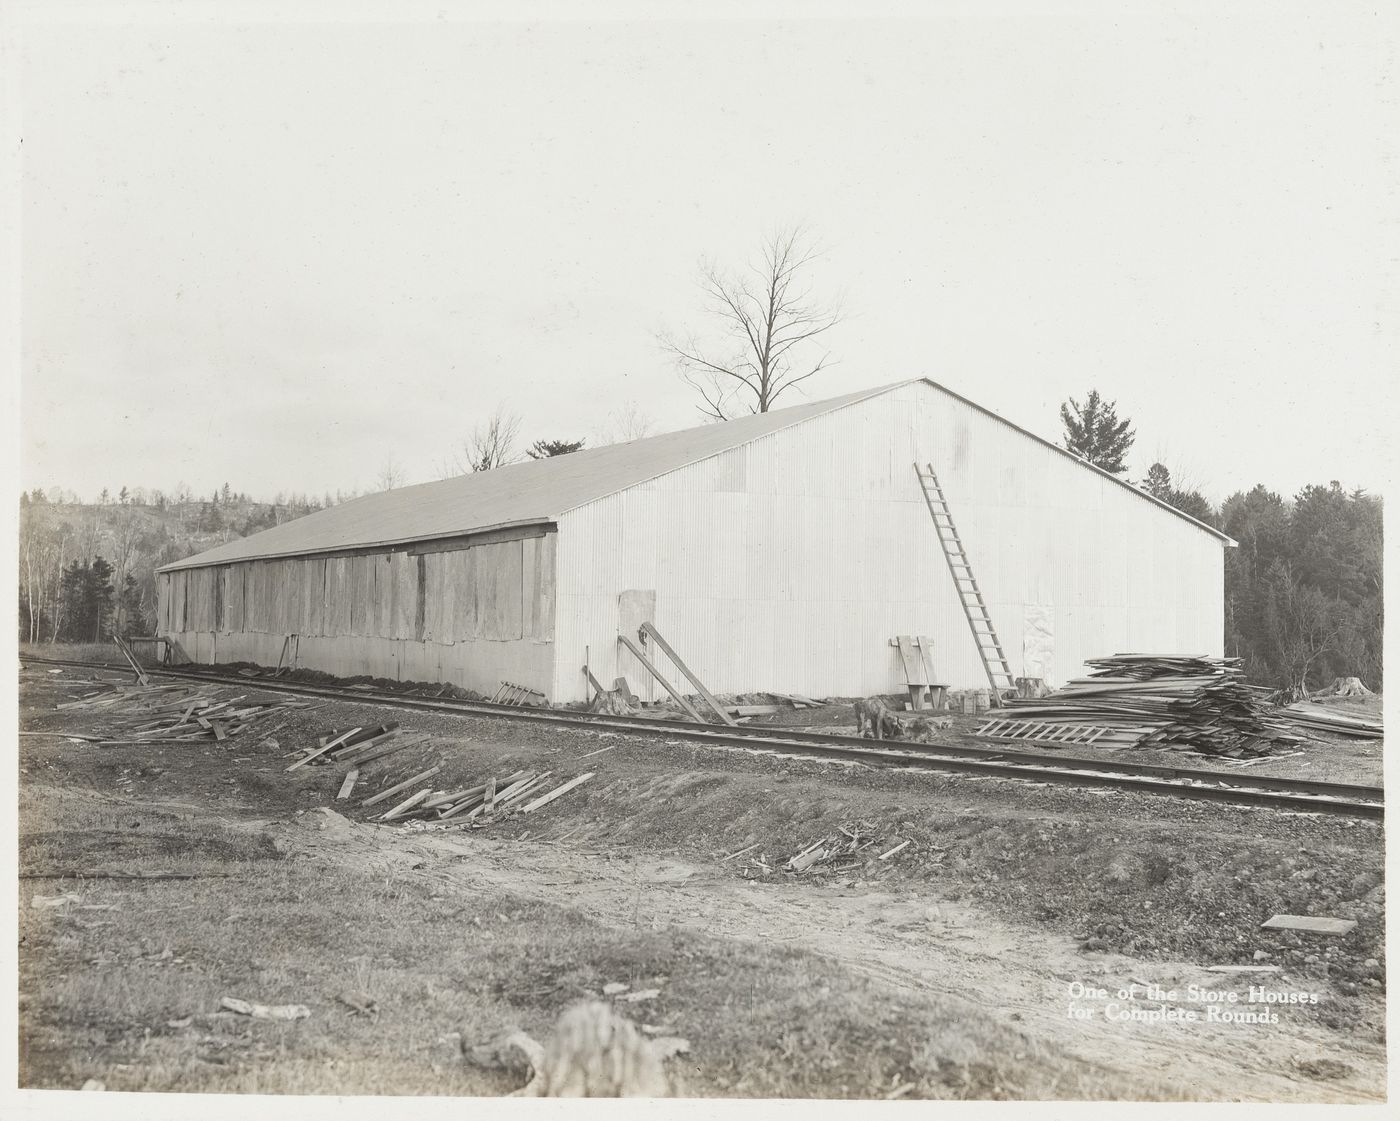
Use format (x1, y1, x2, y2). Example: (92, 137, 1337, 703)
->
(1059, 390, 1135, 474)
(88, 557, 115, 640)
(1143, 463, 1172, 500)
(526, 438, 586, 459)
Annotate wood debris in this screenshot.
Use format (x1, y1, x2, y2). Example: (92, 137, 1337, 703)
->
(780, 822, 883, 875)
(364, 762, 598, 829)
(1260, 914, 1357, 936)
(1280, 703, 1382, 740)
(58, 680, 307, 747)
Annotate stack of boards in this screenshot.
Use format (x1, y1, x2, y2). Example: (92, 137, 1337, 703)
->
(981, 654, 1306, 757)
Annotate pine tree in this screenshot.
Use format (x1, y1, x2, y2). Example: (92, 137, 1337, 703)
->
(88, 557, 115, 641)
(526, 439, 586, 459)
(1143, 463, 1172, 500)
(1059, 390, 1135, 474)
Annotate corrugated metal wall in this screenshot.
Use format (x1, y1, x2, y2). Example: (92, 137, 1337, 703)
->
(552, 382, 1224, 701)
(157, 533, 557, 696)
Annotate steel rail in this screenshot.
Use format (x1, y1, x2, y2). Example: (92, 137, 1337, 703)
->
(20, 655, 1383, 820)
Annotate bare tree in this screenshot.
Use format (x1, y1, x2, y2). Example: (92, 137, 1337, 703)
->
(453, 404, 522, 473)
(110, 505, 144, 634)
(376, 455, 406, 491)
(660, 227, 843, 420)
(594, 400, 655, 446)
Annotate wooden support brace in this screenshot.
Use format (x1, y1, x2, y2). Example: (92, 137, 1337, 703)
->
(617, 635, 705, 722)
(638, 623, 736, 725)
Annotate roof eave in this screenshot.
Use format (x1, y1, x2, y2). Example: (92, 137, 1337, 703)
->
(157, 517, 558, 573)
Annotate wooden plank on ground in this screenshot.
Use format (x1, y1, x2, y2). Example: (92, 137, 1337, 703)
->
(285, 740, 341, 772)
(1260, 914, 1357, 936)
(361, 765, 442, 808)
(331, 727, 400, 758)
(337, 770, 359, 800)
(320, 726, 364, 752)
(519, 773, 594, 814)
(380, 789, 431, 821)
(341, 733, 430, 767)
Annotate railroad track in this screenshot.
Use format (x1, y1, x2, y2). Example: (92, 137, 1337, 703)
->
(20, 655, 1385, 820)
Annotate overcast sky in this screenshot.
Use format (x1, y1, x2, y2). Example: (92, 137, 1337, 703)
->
(13, 1, 1397, 506)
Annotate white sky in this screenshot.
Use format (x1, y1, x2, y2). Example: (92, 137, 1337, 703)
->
(10, 1, 1398, 506)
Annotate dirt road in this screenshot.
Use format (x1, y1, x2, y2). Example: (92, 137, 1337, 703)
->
(251, 804, 1383, 1101)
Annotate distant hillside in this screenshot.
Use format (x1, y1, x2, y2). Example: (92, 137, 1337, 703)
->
(18, 492, 324, 640)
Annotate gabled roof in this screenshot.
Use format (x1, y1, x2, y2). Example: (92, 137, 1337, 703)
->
(159, 383, 896, 571)
(162, 378, 1230, 572)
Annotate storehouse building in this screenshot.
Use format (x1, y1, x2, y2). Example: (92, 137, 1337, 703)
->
(157, 379, 1232, 702)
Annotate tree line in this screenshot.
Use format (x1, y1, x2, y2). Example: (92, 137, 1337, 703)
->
(18, 226, 1381, 696)
(17, 488, 332, 644)
(1055, 390, 1382, 697)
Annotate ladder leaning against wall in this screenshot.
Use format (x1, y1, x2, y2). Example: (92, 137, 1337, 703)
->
(914, 463, 1017, 699)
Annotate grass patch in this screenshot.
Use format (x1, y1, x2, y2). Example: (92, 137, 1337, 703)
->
(18, 786, 1169, 1100)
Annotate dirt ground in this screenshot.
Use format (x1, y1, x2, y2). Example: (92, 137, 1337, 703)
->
(15, 662, 1387, 1101)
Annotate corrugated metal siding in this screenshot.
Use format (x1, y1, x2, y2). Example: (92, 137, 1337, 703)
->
(552, 382, 1225, 702)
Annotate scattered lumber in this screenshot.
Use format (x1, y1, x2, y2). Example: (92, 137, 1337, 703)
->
(435, 771, 530, 819)
(990, 654, 1307, 757)
(781, 822, 882, 875)
(58, 680, 300, 746)
(362, 765, 443, 808)
(519, 773, 594, 814)
(380, 788, 433, 821)
(1260, 914, 1357, 936)
(337, 770, 360, 800)
(340, 733, 430, 767)
(1281, 703, 1381, 740)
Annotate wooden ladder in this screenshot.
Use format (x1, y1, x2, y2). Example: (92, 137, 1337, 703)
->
(914, 463, 1016, 698)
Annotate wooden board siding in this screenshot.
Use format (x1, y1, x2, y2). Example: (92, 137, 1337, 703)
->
(157, 531, 558, 696)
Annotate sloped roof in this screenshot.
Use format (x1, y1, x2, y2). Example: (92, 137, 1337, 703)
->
(163, 378, 1230, 572)
(160, 383, 896, 571)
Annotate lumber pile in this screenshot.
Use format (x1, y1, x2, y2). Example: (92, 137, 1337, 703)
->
(988, 654, 1306, 757)
(284, 722, 431, 773)
(58, 681, 310, 746)
(1281, 702, 1382, 740)
(365, 769, 595, 826)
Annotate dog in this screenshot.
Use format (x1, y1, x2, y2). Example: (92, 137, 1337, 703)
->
(902, 714, 953, 743)
(853, 696, 903, 740)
